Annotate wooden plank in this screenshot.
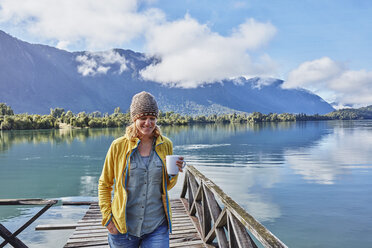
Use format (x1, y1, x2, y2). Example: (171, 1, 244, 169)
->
(36, 221, 103, 231)
(171, 229, 198, 235)
(203, 184, 228, 247)
(188, 175, 194, 213)
(36, 223, 77, 230)
(85, 209, 101, 212)
(229, 212, 258, 248)
(169, 233, 201, 240)
(78, 219, 102, 223)
(0, 199, 57, 205)
(180, 172, 189, 198)
(82, 213, 101, 216)
(63, 201, 98, 205)
(66, 237, 107, 244)
(70, 232, 108, 239)
(73, 229, 108, 235)
(172, 227, 198, 232)
(170, 240, 204, 247)
(202, 185, 211, 239)
(172, 216, 190, 220)
(172, 214, 189, 218)
(64, 240, 108, 248)
(172, 220, 193, 224)
(75, 226, 106, 231)
(172, 223, 194, 227)
(172, 224, 195, 229)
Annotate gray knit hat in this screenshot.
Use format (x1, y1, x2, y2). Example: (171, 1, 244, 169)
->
(130, 91, 159, 121)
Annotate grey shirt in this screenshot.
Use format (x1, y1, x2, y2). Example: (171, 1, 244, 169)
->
(125, 145, 166, 237)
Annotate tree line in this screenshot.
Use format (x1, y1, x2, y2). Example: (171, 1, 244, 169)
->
(1, 103, 371, 130)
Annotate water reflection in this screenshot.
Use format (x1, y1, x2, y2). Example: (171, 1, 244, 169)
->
(170, 121, 331, 168)
(285, 122, 372, 184)
(195, 166, 282, 223)
(1, 121, 372, 247)
(79, 176, 99, 196)
(0, 122, 334, 200)
(0, 128, 126, 152)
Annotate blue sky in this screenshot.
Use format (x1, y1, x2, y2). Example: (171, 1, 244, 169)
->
(0, 0, 371, 108)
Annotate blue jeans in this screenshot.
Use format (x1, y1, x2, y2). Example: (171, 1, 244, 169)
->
(108, 222, 169, 248)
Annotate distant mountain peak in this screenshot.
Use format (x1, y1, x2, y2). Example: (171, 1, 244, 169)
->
(0, 29, 335, 115)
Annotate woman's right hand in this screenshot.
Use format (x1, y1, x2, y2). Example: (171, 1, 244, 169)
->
(107, 220, 119, 235)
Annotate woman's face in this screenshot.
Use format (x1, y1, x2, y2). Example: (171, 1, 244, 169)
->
(135, 115, 157, 138)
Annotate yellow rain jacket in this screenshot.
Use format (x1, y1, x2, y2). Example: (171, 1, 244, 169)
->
(98, 134, 178, 234)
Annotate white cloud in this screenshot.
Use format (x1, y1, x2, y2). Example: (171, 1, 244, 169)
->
(284, 57, 344, 89)
(283, 57, 372, 108)
(0, 0, 164, 50)
(76, 50, 128, 76)
(140, 16, 277, 88)
(56, 40, 70, 50)
(1, 0, 278, 87)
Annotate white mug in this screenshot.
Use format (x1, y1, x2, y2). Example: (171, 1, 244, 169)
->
(166, 155, 186, 175)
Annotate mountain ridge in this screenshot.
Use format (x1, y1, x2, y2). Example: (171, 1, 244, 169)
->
(0, 30, 334, 115)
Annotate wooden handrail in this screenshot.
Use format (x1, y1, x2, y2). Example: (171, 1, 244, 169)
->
(0, 198, 58, 247)
(0, 199, 57, 205)
(180, 166, 287, 248)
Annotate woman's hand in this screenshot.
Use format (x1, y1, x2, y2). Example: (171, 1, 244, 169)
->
(107, 220, 119, 235)
(176, 157, 185, 173)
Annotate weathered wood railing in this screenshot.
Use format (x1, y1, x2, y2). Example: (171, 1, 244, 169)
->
(0, 199, 58, 248)
(180, 166, 287, 248)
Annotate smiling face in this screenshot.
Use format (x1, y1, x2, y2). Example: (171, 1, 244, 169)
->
(135, 115, 157, 138)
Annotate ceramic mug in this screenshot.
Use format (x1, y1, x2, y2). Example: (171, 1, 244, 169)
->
(166, 155, 186, 175)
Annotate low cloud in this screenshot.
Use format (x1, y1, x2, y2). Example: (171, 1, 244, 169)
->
(76, 50, 128, 76)
(283, 57, 372, 108)
(140, 16, 277, 88)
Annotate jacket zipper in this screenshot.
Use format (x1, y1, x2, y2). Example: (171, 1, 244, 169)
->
(121, 140, 140, 233)
(154, 142, 172, 233)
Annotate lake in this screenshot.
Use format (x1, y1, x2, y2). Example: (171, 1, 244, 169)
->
(1, 120, 372, 247)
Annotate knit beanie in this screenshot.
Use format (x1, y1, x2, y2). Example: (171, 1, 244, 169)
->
(130, 91, 159, 122)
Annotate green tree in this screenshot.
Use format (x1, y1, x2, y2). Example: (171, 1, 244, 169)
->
(63, 110, 74, 123)
(90, 111, 102, 118)
(50, 107, 65, 118)
(0, 103, 14, 116)
(0, 116, 14, 130)
(248, 112, 263, 123)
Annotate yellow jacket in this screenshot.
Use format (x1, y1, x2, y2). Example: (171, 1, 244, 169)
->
(98, 134, 178, 234)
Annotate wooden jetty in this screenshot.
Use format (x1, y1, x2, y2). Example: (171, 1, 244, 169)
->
(4, 165, 287, 247)
(42, 199, 204, 248)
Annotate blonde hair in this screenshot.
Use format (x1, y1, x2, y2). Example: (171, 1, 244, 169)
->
(125, 122, 161, 140)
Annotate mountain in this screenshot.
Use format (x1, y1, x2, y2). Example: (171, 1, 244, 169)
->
(0, 30, 334, 115)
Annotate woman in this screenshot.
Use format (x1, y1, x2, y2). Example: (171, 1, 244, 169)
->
(98, 91, 184, 248)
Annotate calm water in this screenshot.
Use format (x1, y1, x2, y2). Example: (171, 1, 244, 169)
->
(1, 121, 372, 247)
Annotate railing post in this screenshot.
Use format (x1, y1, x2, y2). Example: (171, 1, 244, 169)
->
(0, 224, 28, 248)
(187, 174, 194, 213)
(0, 199, 57, 248)
(202, 183, 211, 240)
